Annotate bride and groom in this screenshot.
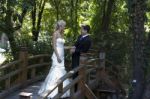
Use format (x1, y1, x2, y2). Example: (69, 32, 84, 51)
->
(38, 20, 91, 99)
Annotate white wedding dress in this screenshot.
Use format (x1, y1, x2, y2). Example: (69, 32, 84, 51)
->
(38, 38, 70, 98)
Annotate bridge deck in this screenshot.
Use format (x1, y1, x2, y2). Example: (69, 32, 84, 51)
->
(4, 82, 42, 99)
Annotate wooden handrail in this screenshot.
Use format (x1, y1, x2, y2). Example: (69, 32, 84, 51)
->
(0, 60, 21, 69)
(86, 68, 96, 74)
(44, 62, 98, 99)
(84, 84, 98, 99)
(44, 55, 97, 99)
(28, 54, 50, 60)
(0, 47, 99, 99)
(43, 65, 84, 98)
(44, 63, 95, 89)
(53, 76, 82, 99)
(0, 63, 51, 81)
(0, 47, 52, 98)
(27, 63, 50, 69)
(59, 65, 84, 82)
(0, 69, 22, 81)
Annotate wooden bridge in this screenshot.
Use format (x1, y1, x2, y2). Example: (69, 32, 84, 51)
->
(0, 47, 126, 99)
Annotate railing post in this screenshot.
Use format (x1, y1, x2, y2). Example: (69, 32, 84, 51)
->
(96, 50, 106, 86)
(78, 54, 87, 98)
(99, 50, 106, 69)
(58, 82, 63, 95)
(5, 77, 10, 89)
(19, 47, 28, 86)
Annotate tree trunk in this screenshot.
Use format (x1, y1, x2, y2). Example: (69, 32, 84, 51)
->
(70, 0, 74, 31)
(0, 0, 28, 58)
(31, 0, 46, 41)
(128, 0, 146, 99)
(101, 0, 115, 33)
(7, 32, 19, 58)
(75, 0, 78, 34)
(52, 0, 60, 21)
(143, 80, 150, 99)
(69, 0, 78, 38)
(5, 1, 19, 58)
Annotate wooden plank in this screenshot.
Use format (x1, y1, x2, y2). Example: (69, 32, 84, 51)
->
(5, 77, 10, 89)
(59, 65, 84, 82)
(84, 84, 98, 99)
(39, 57, 44, 63)
(28, 54, 50, 60)
(0, 84, 22, 99)
(86, 68, 95, 74)
(0, 69, 22, 81)
(97, 89, 116, 93)
(19, 48, 28, 85)
(70, 85, 75, 99)
(78, 65, 86, 93)
(51, 76, 82, 99)
(27, 63, 50, 69)
(31, 68, 36, 78)
(0, 60, 21, 70)
(58, 82, 63, 93)
(0, 75, 45, 99)
(19, 92, 32, 99)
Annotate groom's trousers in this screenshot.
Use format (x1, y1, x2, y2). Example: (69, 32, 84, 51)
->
(72, 52, 80, 91)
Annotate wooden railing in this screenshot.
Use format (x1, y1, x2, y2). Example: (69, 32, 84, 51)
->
(42, 53, 100, 99)
(0, 47, 125, 99)
(0, 47, 51, 98)
(41, 50, 126, 99)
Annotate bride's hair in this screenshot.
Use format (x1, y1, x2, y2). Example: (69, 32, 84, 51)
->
(54, 20, 66, 30)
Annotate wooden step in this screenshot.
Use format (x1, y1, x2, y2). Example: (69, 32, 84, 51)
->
(19, 92, 32, 99)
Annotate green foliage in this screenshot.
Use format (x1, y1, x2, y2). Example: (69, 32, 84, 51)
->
(15, 30, 52, 55)
(0, 0, 150, 93)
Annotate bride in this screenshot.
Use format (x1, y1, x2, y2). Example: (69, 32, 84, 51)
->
(38, 20, 70, 99)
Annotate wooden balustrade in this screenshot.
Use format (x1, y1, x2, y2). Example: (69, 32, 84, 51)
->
(43, 53, 99, 99)
(0, 48, 103, 99)
(0, 47, 51, 98)
(19, 47, 28, 85)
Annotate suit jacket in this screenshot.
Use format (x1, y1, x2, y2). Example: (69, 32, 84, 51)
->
(72, 34, 91, 68)
(74, 35, 91, 54)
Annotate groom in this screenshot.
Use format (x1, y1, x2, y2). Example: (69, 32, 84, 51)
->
(70, 24, 91, 90)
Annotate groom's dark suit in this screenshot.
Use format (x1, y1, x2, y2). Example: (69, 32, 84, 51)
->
(72, 34, 91, 78)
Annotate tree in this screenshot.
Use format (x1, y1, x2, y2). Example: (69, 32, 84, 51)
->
(31, 0, 47, 41)
(128, 0, 146, 99)
(101, 0, 115, 33)
(0, 0, 31, 57)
